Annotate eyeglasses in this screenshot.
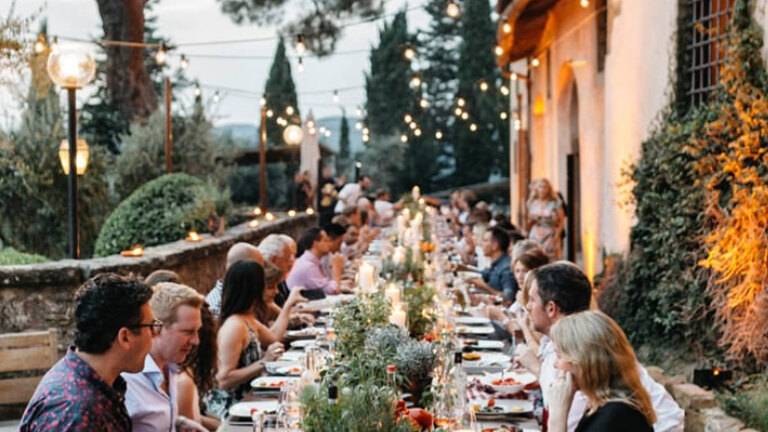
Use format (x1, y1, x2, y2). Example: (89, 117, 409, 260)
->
(129, 319, 164, 336)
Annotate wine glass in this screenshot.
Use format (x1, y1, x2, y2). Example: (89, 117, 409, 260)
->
(279, 380, 302, 432)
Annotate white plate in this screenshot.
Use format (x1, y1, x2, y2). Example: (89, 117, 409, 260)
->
(290, 339, 317, 349)
(459, 339, 505, 350)
(457, 270, 481, 280)
(265, 361, 302, 375)
(473, 399, 534, 418)
(286, 327, 326, 339)
(251, 376, 299, 390)
(277, 350, 304, 362)
(456, 316, 491, 326)
(228, 400, 279, 418)
(456, 326, 495, 335)
(479, 370, 537, 393)
(462, 352, 511, 366)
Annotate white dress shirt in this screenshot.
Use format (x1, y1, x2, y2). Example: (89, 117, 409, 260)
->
(334, 183, 362, 213)
(539, 337, 685, 432)
(123, 353, 179, 432)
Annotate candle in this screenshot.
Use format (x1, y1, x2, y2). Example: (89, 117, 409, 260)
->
(185, 231, 202, 242)
(390, 304, 407, 328)
(359, 262, 375, 292)
(265, 212, 275, 221)
(412, 185, 421, 201)
(247, 219, 260, 228)
(385, 283, 401, 305)
(120, 245, 144, 257)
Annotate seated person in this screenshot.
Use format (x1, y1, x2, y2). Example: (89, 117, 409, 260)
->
(144, 269, 183, 287)
(287, 227, 345, 295)
(205, 242, 264, 317)
(548, 311, 655, 432)
(466, 227, 516, 301)
(258, 234, 295, 307)
(177, 303, 220, 431)
(205, 261, 305, 417)
(256, 262, 314, 328)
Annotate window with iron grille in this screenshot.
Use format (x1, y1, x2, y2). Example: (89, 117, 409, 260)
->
(680, 0, 735, 109)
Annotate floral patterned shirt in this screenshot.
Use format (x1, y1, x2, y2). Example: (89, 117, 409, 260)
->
(20, 347, 131, 432)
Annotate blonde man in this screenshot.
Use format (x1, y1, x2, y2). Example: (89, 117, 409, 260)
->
(123, 283, 204, 432)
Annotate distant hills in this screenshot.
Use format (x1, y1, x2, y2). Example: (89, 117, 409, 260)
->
(213, 115, 365, 154)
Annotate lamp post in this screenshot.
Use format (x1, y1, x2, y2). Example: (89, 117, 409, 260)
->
(47, 46, 96, 259)
(284, 124, 304, 209)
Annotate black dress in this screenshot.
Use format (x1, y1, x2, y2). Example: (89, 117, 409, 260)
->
(575, 401, 653, 432)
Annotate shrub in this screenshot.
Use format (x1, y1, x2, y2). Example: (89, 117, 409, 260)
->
(94, 173, 230, 257)
(0, 248, 48, 266)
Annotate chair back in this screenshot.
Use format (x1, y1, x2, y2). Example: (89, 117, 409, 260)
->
(0, 329, 59, 405)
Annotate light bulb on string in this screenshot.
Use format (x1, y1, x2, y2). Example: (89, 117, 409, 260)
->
(286, 106, 295, 115)
(362, 134, 369, 143)
(356, 106, 363, 117)
(580, 0, 589, 7)
(494, 46, 504, 56)
(212, 91, 220, 103)
(532, 58, 540, 67)
(34, 35, 45, 54)
(414, 128, 422, 137)
(410, 75, 422, 88)
(461, 112, 469, 120)
(454, 107, 462, 116)
(511, 73, 518, 81)
(419, 98, 429, 108)
(446, 0, 461, 18)
(307, 120, 315, 128)
(50, 36, 59, 53)
(179, 54, 189, 70)
(355, 121, 363, 130)
(319, 126, 327, 133)
(333, 90, 340, 104)
(500, 112, 508, 120)
(457, 97, 466, 107)
(503, 22, 512, 34)
(435, 130, 443, 139)
(297, 57, 304, 73)
(324, 130, 331, 137)
(400, 134, 408, 143)
(470, 123, 478, 132)
(403, 46, 416, 61)
(260, 95, 267, 106)
(266, 109, 274, 118)
(404, 114, 413, 123)
(479, 81, 489, 92)
(295, 34, 306, 55)
(500, 85, 510, 96)
(194, 85, 201, 97)
(363, 127, 370, 135)
(155, 45, 167, 65)
(409, 122, 417, 130)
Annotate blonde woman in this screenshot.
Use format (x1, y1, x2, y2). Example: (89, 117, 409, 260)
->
(526, 179, 565, 259)
(548, 310, 655, 432)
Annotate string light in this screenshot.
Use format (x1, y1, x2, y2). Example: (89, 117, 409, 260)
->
(277, 116, 285, 124)
(500, 112, 508, 120)
(356, 106, 363, 116)
(457, 97, 466, 107)
(307, 120, 315, 128)
(511, 72, 518, 81)
(324, 130, 331, 137)
(404, 114, 413, 123)
(319, 126, 327, 134)
(404, 47, 416, 60)
(470, 123, 478, 132)
(333, 90, 340, 104)
(362, 134, 370, 143)
(295, 34, 306, 55)
(479, 81, 489, 92)
(212, 91, 220, 103)
(500, 85, 510, 96)
(34, 35, 45, 53)
(494, 45, 503, 56)
(363, 127, 369, 135)
(309, 127, 317, 135)
(435, 130, 443, 139)
(179, 54, 189, 70)
(355, 121, 363, 130)
(260, 95, 267, 106)
(446, 0, 461, 18)
(454, 107, 462, 116)
(419, 98, 429, 108)
(155, 45, 167, 65)
(461, 112, 469, 120)
(409, 122, 417, 130)
(580, 0, 589, 7)
(410, 75, 422, 88)
(514, 114, 522, 130)
(285, 106, 295, 115)
(266, 109, 274, 118)
(50, 37, 59, 53)
(297, 56, 304, 72)
(400, 134, 408, 143)
(532, 58, 540, 67)
(194, 85, 201, 96)
(503, 22, 512, 34)
(414, 128, 422, 137)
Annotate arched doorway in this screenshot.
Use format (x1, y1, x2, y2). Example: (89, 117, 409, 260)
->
(565, 83, 581, 262)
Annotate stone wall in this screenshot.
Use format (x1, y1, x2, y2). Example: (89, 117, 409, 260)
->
(0, 214, 316, 349)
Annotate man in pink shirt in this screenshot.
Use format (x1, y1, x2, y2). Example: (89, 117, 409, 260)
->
(286, 227, 344, 296)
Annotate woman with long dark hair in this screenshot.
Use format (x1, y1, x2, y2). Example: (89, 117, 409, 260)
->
(205, 260, 305, 417)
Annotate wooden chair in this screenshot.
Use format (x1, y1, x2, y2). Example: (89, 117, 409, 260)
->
(0, 329, 59, 405)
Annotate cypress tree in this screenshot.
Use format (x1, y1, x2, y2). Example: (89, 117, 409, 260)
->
(364, 11, 415, 138)
(264, 36, 301, 147)
(338, 111, 351, 175)
(451, 0, 507, 186)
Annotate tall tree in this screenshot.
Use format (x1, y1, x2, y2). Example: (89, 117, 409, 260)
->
(451, 0, 507, 186)
(364, 10, 414, 138)
(263, 36, 300, 147)
(338, 110, 351, 174)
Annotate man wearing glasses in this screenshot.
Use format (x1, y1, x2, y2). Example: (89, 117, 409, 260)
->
(123, 282, 204, 432)
(20, 274, 156, 432)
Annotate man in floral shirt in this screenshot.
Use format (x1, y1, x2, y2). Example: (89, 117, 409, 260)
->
(20, 273, 157, 431)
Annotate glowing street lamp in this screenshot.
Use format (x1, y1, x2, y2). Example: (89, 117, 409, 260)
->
(47, 45, 95, 259)
(283, 124, 304, 146)
(58, 139, 89, 175)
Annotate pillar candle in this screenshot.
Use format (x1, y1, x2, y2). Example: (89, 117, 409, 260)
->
(385, 283, 401, 305)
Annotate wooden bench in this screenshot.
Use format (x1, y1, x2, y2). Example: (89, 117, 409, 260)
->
(0, 329, 59, 405)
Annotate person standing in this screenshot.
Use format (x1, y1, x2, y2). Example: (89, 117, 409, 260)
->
(20, 274, 156, 432)
(318, 165, 337, 227)
(526, 179, 566, 259)
(334, 175, 371, 214)
(123, 283, 204, 432)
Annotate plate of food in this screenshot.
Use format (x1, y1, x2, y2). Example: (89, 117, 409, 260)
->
(250, 376, 298, 391)
(265, 361, 302, 376)
(456, 316, 491, 326)
(473, 399, 533, 419)
(286, 327, 326, 339)
(456, 270, 482, 281)
(277, 350, 304, 362)
(228, 400, 279, 418)
(460, 339, 505, 350)
(290, 339, 317, 349)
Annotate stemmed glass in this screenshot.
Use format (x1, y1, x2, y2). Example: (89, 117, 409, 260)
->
(278, 380, 302, 432)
